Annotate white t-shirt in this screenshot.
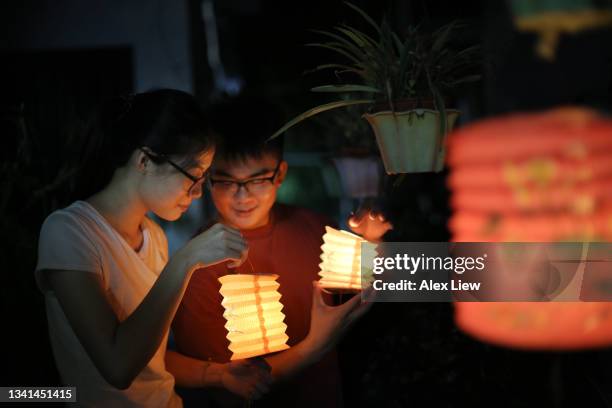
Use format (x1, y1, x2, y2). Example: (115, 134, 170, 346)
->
(36, 201, 182, 408)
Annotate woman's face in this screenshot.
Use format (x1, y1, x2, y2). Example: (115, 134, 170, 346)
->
(140, 149, 215, 221)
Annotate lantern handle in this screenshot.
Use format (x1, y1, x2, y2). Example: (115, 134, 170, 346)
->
(227, 257, 256, 275)
(247, 258, 256, 275)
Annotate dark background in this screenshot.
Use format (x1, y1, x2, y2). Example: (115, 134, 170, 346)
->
(1, 0, 612, 406)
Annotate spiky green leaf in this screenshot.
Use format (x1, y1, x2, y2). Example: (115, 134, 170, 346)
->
(305, 64, 366, 79)
(311, 84, 383, 93)
(268, 99, 374, 140)
(344, 2, 381, 34)
(310, 29, 368, 61)
(431, 21, 456, 53)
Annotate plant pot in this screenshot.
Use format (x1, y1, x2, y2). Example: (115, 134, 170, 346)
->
(363, 109, 460, 174)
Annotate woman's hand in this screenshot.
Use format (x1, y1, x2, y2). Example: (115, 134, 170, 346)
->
(303, 281, 375, 359)
(182, 223, 248, 269)
(218, 358, 272, 400)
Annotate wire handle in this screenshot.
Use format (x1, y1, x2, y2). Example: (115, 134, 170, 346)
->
(247, 257, 256, 274)
(229, 256, 256, 275)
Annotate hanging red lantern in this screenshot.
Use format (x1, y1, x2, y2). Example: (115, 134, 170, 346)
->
(509, 0, 612, 60)
(447, 107, 612, 350)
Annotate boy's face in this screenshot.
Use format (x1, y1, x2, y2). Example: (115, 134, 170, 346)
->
(209, 153, 287, 230)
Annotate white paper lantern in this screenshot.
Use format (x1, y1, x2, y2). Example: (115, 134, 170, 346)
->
(318, 226, 377, 290)
(219, 274, 290, 360)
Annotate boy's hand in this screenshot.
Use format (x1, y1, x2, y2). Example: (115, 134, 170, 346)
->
(348, 207, 392, 243)
(303, 281, 375, 359)
(186, 223, 248, 269)
(220, 358, 272, 400)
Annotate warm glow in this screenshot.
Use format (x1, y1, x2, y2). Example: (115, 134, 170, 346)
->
(448, 107, 612, 350)
(219, 274, 290, 360)
(318, 226, 377, 290)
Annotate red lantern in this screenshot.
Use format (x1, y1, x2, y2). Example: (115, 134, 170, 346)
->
(447, 107, 612, 350)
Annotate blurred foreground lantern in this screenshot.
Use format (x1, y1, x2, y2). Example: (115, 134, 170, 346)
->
(318, 226, 377, 291)
(447, 107, 612, 350)
(219, 274, 290, 360)
(510, 0, 612, 60)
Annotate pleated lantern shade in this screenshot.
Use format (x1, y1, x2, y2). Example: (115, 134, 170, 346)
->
(318, 226, 377, 290)
(219, 274, 290, 360)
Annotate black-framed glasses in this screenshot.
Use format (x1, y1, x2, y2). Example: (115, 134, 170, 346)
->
(208, 161, 282, 195)
(140, 148, 207, 196)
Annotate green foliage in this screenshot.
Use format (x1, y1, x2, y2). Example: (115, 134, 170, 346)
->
(271, 99, 373, 140)
(270, 2, 481, 140)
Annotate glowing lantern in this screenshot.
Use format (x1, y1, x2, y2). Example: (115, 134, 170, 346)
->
(318, 226, 377, 290)
(218, 274, 290, 360)
(447, 107, 612, 350)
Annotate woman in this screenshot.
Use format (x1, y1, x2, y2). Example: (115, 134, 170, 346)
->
(35, 89, 268, 407)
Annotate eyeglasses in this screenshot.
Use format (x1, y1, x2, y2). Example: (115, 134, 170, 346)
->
(140, 148, 207, 196)
(208, 161, 281, 195)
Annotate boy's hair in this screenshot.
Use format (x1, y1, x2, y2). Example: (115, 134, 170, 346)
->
(207, 93, 284, 164)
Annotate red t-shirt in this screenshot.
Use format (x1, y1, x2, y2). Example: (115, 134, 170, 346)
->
(172, 204, 342, 407)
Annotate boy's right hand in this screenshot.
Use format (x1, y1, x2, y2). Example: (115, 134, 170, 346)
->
(186, 223, 248, 269)
(303, 281, 375, 359)
(219, 358, 272, 400)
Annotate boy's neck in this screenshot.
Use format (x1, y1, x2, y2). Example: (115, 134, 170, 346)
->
(222, 210, 273, 232)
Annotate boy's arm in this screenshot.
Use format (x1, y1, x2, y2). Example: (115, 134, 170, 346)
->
(166, 283, 372, 388)
(264, 281, 373, 382)
(165, 350, 271, 399)
(261, 338, 321, 381)
(165, 350, 219, 388)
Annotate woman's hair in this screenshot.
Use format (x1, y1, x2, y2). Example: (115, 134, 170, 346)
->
(68, 89, 215, 200)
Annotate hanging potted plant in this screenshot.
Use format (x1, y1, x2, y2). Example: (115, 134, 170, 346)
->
(269, 2, 480, 174)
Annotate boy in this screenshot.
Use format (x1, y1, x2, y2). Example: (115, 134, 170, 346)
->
(166, 95, 371, 407)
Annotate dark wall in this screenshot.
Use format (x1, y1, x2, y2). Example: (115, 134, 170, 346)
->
(0, 48, 133, 386)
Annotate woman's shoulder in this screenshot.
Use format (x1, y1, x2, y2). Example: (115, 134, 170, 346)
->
(40, 201, 93, 237)
(39, 201, 123, 255)
(37, 202, 104, 282)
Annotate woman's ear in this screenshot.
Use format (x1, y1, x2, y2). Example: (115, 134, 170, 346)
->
(135, 148, 150, 173)
(276, 160, 289, 185)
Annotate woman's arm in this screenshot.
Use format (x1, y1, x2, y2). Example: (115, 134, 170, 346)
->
(46, 223, 247, 389)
